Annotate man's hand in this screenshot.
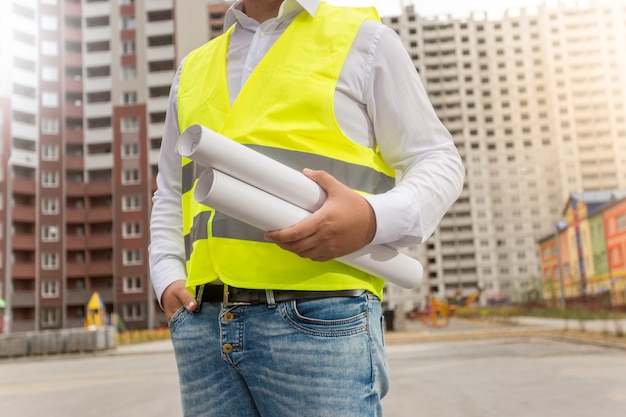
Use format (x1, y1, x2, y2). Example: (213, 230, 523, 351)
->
(162, 280, 198, 322)
(264, 169, 376, 261)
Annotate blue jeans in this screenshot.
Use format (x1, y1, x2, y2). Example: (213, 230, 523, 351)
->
(169, 291, 389, 417)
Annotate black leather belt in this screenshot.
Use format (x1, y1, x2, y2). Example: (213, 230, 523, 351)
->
(199, 284, 364, 306)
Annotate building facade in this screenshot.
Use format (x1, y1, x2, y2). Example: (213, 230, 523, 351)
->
(383, 0, 626, 312)
(0, 0, 220, 333)
(539, 191, 626, 308)
(1, 0, 626, 332)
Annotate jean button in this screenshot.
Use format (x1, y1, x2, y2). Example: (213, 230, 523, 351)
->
(224, 312, 235, 323)
(222, 343, 234, 354)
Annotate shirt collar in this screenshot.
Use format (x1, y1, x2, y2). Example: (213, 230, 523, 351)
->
(225, 0, 321, 29)
(281, 0, 320, 17)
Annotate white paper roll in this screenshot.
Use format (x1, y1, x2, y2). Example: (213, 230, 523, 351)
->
(195, 169, 423, 289)
(178, 124, 326, 211)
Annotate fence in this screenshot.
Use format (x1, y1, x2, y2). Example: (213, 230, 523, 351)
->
(0, 327, 116, 358)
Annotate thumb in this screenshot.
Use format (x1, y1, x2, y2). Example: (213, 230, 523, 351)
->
(176, 286, 198, 311)
(303, 169, 338, 193)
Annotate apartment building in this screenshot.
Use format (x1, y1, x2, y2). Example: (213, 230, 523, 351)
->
(0, 0, 203, 333)
(382, 0, 626, 311)
(1, 0, 625, 332)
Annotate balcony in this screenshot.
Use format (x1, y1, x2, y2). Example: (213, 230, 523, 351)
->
(65, 102, 84, 119)
(86, 182, 112, 197)
(66, 262, 87, 278)
(85, 127, 113, 143)
(66, 289, 90, 305)
(145, 0, 172, 11)
(147, 45, 175, 62)
(65, 26, 82, 42)
(66, 235, 86, 250)
(84, 26, 111, 42)
(11, 292, 36, 308)
(12, 206, 36, 222)
(66, 208, 86, 223)
(87, 261, 113, 277)
(87, 234, 113, 250)
(146, 20, 174, 37)
(65, 50, 83, 67)
(12, 121, 37, 141)
(96, 288, 114, 304)
(12, 234, 36, 250)
(66, 182, 86, 196)
(65, 0, 82, 16)
(12, 178, 36, 194)
(66, 154, 84, 170)
(65, 129, 84, 144)
(87, 207, 113, 222)
(12, 263, 36, 278)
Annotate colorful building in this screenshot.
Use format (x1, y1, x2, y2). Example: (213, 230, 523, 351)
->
(539, 191, 626, 307)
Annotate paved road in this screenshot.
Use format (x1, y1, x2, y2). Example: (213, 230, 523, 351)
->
(1, 336, 625, 417)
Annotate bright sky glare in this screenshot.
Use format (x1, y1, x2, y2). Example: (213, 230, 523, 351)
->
(328, 0, 547, 17)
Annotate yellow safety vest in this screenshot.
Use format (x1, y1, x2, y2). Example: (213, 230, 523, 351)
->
(177, 3, 395, 298)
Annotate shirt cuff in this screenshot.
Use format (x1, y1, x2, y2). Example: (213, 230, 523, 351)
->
(363, 191, 423, 247)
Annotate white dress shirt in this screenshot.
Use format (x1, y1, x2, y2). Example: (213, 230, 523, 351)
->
(149, 0, 465, 302)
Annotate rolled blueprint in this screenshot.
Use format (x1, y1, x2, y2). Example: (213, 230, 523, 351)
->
(180, 124, 423, 288)
(178, 124, 326, 211)
(194, 168, 423, 289)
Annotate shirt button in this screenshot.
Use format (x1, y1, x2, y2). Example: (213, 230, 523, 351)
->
(247, 66, 254, 73)
(223, 312, 234, 323)
(223, 343, 234, 354)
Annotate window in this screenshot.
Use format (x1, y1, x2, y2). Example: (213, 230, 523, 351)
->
(41, 40, 58, 56)
(41, 66, 59, 81)
(121, 16, 136, 30)
(121, 41, 136, 55)
(42, 225, 59, 242)
(42, 92, 59, 107)
(42, 252, 60, 270)
(617, 214, 626, 232)
(121, 65, 137, 80)
(41, 308, 60, 326)
(123, 303, 144, 321)
(42, 280, 59, 298)
(122, 195, 141, 211)
(122, 222, 141, 238)
(41, 118, 59, 134)
(122, 143, 139, 158)
(41, 15, 58, 31)
(42, 144, 59, 160)
(123, 249, 142, 265)
(122, 169, 140, 184)
(121, 117, 139, 133)
(122, 91, 138, 105)
(611, 246, 623, 266)
(42, 198, 59, 214)
(42, 171, 59, 187)
(123, 276, 142, 293)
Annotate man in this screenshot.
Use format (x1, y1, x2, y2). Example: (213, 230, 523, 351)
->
(149, 0, 465, 416)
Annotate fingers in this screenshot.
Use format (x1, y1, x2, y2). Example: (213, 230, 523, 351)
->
(265, 168, 376, 261)
(162, 280, 197, 321)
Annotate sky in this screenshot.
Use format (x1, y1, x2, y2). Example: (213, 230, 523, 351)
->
(327, 0, 547, 17)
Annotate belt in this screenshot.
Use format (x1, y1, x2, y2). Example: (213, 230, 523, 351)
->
(199, 284, 364, 306)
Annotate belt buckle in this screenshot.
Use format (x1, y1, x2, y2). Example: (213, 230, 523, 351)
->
(223, 284, 252, 306)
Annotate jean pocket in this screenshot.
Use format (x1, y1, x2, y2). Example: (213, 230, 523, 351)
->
(280, 293, 369, 338)
(168, 306, 192, 334)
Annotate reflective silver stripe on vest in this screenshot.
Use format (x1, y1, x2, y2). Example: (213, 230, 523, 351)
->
(185, 212, 266, 260)
(181, 145, 395, 195)
(183, 145, 395, 260)
(184, 211, 212, 259)
(182, 162, 206, 195)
